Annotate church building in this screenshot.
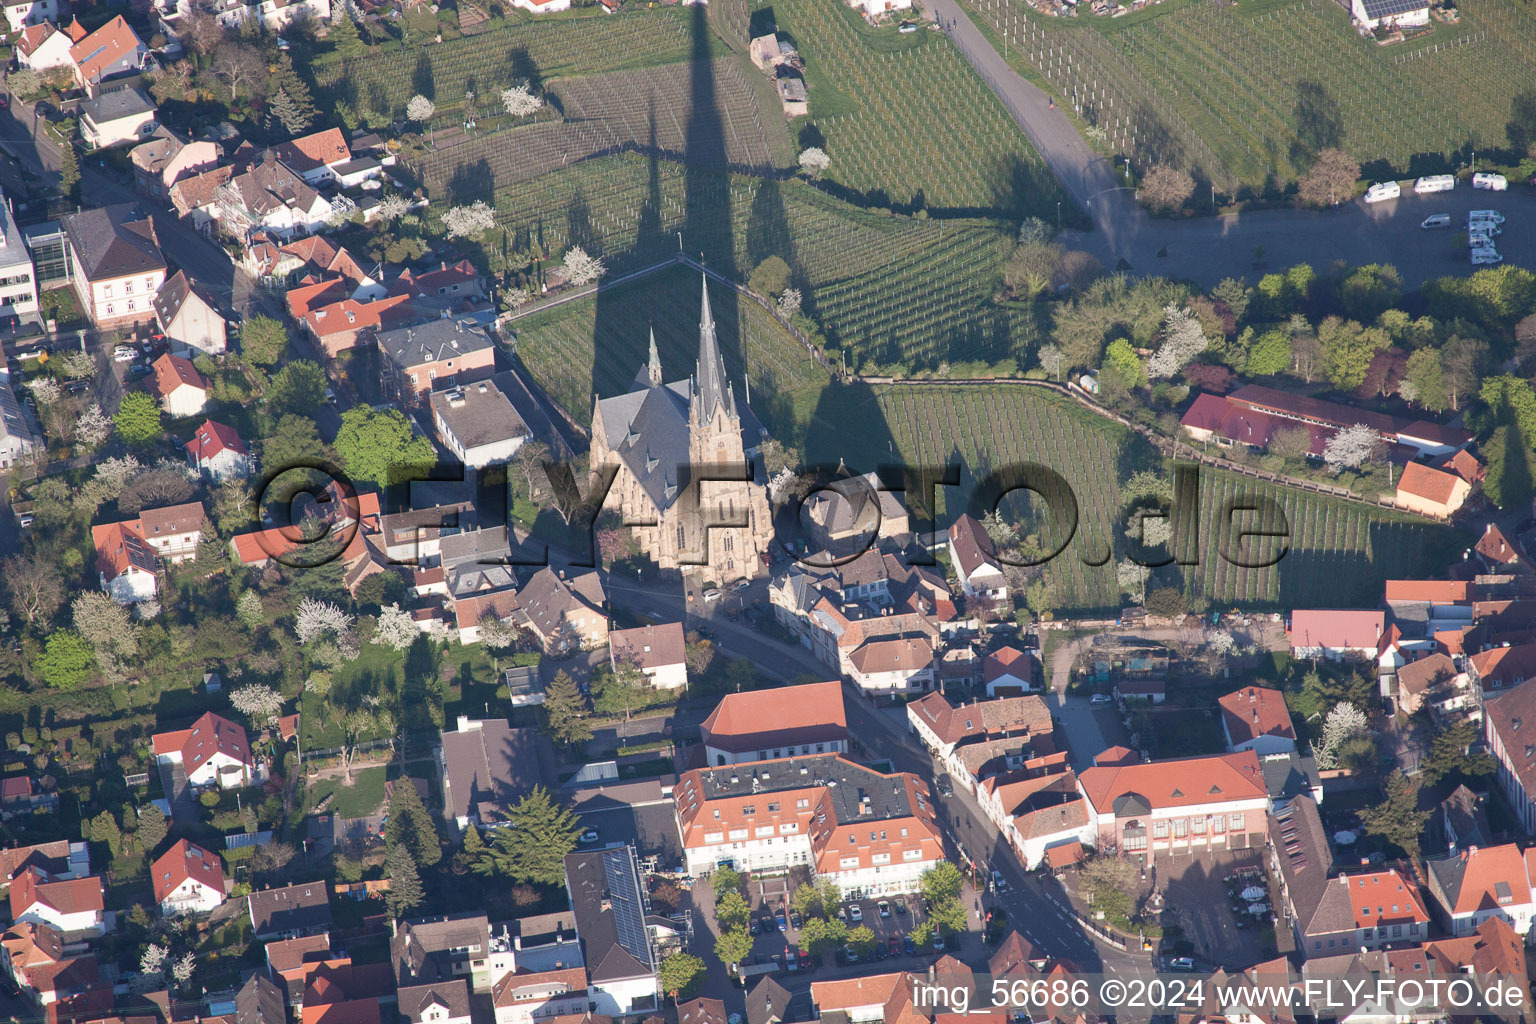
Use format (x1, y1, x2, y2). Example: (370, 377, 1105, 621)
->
(589, 275, 774, 581)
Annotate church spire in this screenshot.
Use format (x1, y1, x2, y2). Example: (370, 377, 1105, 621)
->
(693, 273, 733, 423)
(646, 326, 663, 388)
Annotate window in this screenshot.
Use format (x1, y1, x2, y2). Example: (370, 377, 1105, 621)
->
(903, 849, 923, 860)
(1172, 819, 1188, 838)
(1191, 816, 1206, 834)
(103, 284, 113, 297)
(127, 300, 135, 311)
(125, 280, 134, 293)
(677, 525, 686, 548)
(106, 304, 114, 315)
(768, 803, 780, 812)
(705, 832, 723, 844)
(840, 857, 859, 868)
(741, 805, 754, 815)
(146, 277, 155, 291)
(1228, 812, 1244, 831)
(755, 826, 774, 838)
(728, 829, 747, 840)
(1210, 816, 1225, 834)
(1152, 820, 1169, 838)
(900, 828, 908, 837)
(817, 744, 825, 753)
(872, 853, 890, 865)
(1393, 925, 1402, 937)
(712, 809, 720, 819)
(796, 799, 809, 809)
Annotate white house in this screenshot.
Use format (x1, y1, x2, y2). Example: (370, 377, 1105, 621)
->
(14, 19, 73, 70)
(152, 840, 225, 915)
(135, 502, 205, 564)
(7, 868, 106, 939)
(154, 270, 226, 356)
(68, 16, 146, 95)
(429, 381, 530, 469)
(849, 0, 909, 17)
(1218, 686, 1297, 757)
(79, 87, 156, 149)
(0, 380, 39, 473)
(0, 188, 40, 329)
(565, 848, 658, 1018)
(62, 203, 166, 329)
(1288, 609, 1387, 661)
(699, 680, 847, 766)
(152, 712, 257, 788)
(1425, 844, 1536, 939)
(508, 0, 570, 11)
(1349, 0, 1428, 30)
(947, 513, 1008, 602)
(847, 636, 935, 695)
(210, 0, 331, 33)
(215, 151, 333, 244)
(977, 754, 1095, 870)
(186, 419, 252, 481)
(2, 0, 65, 35)
(91, 520, 160, 604)
(608, 623, 687, 690)
(149, 352, 208, 418)
(1078, 751, 1272, 855)
(907, 691, 1053, 786)
(983, 646, 1040, 696)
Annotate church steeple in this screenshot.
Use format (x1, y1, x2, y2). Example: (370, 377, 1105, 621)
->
(646, 327, 663, 388)
(693, 274, 733, 424)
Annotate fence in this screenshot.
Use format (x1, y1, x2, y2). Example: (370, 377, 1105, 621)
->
(297, 737, 399, 765)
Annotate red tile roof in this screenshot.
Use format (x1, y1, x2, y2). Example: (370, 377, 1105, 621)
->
(1339, 869, 1429, 928)
(1396, 461, 1465, 507)
(909, 691, 1051, 746)
(151, 352, 207, 399)
(92, 520, 158, 580)
(1471, 644, 1536, 689)
(1078, 751, 1267, 814)
(1432, 844, 1529, 916)
(1181, 392, 1328, 454)
(983, 646, 1037, 685)
(1287, 609, 1384, 651)
(17, 22, 61, 58)
(152, 711, 251, 776)
(274, 129, 351, 174)
(9, 868, 104, 919)
(1437, 448, 1485, 485)
(700, 680, 846, 753)
(186, 419, 247, 459)
(230, 490, 381, 567)
(1383, 580, 1471, 604)
(151, 840, 224, 903)
(286, 276, 350, 320)
(69, 16, 143, 86)
(305, 294, 413, 339)
(1217, 686, 1295, 746)
(1477, 524, 1531, 570)
(609, 622, 686, 671)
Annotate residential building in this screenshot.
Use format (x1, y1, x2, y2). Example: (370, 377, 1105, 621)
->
(848, 636, 936, 695)
(429, 380, 529, 468)
(907, 691, 1053, 788)
(130, 126, 220, 199)
(1218, 686, 1297, 756)
(564, 847, 659, 1018)
(377, 318, 497, 405)
(248, 233, 378, 294)
(152, 711, 258, 788)
(798, 469, 910, 551)
(392, 914, 514, 996)
(1396, 461, 1472, 518)
(1425, 844, 1536, 938)
(979, 754, 1094, 870)
(68, 16, 146, 94)
(437, 717, 553, 832)
(0, 842, 89, 888)
(7, 868, 105, 939)
(151, 840, 225, 915)
(983, 646, 1041, 696)
(216, 151, 333, 244)
(237, 975, 287, 1024)
(0, 190, 39, 327)
(380, 501, 475, 565)
(1350, 0, 1428, 29)
(1, 0, 64, 34)
(0, 380, 39, 471)
(14, 19, 74, 69)
(677, 998, 728, 1024)
(700, 680, 847, 766)
(1484, 679, 1536, 833)
(169, 164, 234, 232)
(1287, 609, 1388, 660)
(674, 753, 945, 894)
(589, 285, 773, 579)
(515, 567, 608, 654)
(779, 588, 944, 695)
(608, 622, 687, 690)
(809, 973, 923, 1024)
(1470, 643, 1536, 694)
(154, 270, 227, 355)
(745, 976, 790, 1024)
(136, 502, 206, 563)
(947, 513, 1008, 601)
(248, 882, 332, 940)
(62, 203, 165, 329)
(79, 87, 155, 148)
(1078, 750, 1270, 854)
(91, 519, 160, 603)
(149, 352, 208, 418)
(272, 128, 352, 186)
(387, 259, 486, 312)
(491, 967, 587, 1024)
(304, 292, 414, 357)
(186, 419, 252, 481)
(1395, 652, 1470, 717)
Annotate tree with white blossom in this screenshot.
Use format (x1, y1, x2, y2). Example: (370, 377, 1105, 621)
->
(1147, 304, 1208, 379)
(563, 246, 605, 287)
(1323, 423, 1381, 474)
(230, 683, 284, 726)
(1208, 630, 1236, 656)
(1037, 343, 1065, 382)
(442, 201, 496, 240)
(1116, 558, 1150, 604)
(406, 94, 436, 143)
(377, 193, 409, 221)
(296, 597, 354, 644)
(372, 603, 418, 651)
(777, 288, 802, 317)
(1316, 701, 1369, 770)
(29, 377, 61, 406)
(140, 944, 168, 978)
(77, 403, 113, 448)
(501, 83, 542, 118)
(171, 953, 195, 987)
(798, 147, 830, 177)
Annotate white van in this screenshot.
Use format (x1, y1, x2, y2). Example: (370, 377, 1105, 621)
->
(1469, 220, 1502, 237)
(1473, 172, 1509, 191)
(1470, 209, 1506, 224)
(1472, 249, 1504, 266)
(1364, 181, 1401, 203)
(1415, 174, 1456, 193)
(1421, 214, 1450, 229)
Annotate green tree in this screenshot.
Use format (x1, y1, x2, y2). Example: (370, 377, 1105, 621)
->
(1102, 337, 1145, 388)
(385, 844, 425, 917)
(262, 414, 327, 473)
(1481, 374, 1536, 440)
(335, 405, 436, 487)
(712, 865, 742, 898)
(241, 315, 290, 366)
(38, 630, 95, 689)
(791, 878, 840, 920)
(269, 56, 316, 133)
(58, 140, 79, 204)
(1318, 316, 1390, 391)
(137, 803, 167, 852)
(847, 924, 876, 957)
(385, 779, 441, 867)
(1359, 771, 1432, 866)
(798, 916, 847, 956)
(714, 925, 753, 969)
(748, 256, 791, 298)
(1483, 419, 1536, 510)
(115, 391, 163, 445)
(658, 953, 705, 1000)
(327, 6, 363, 56)
(269, 361, 327, 417)
(540, 671, 593, 749)
(1244, 329, 1292, 377)
(90, 811, 122, 857)
(483, 787, 581, 886)
(715, 888, 750, 931)
(1402, 348, 1448, 412)
(1420, 719, 1497, 788)
(920, 861, 965, 907)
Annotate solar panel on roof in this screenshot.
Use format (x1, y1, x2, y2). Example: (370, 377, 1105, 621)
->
(1359, 0, 1425, 17)
(600, 848, 652, 969)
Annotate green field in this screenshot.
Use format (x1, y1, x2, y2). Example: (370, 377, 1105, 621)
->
(766, 0, 1065, 213)
(962, 0, 1536, 190)
(797, 382, 1454, 612)
(513, 262, 831, 433)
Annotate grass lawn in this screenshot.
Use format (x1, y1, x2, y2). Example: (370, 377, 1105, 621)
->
(301, 642, 406, 751)
(305, 765, 389, 819)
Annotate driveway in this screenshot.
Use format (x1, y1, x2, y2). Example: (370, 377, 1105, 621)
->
(929, 0, 1536, 287)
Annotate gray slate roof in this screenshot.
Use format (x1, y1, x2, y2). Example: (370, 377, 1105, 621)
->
(247, 880, 332, 937)
(1270, 796, 1342, 938)
(377, 318, 493, 369)
(565, 846, 655, 984)
(430, 380, 529, 452)
(81, 86, 154, 125)
(62, 203, 164, 281)
(438, 719, 552, 824)
(235, 974, 284, 1024)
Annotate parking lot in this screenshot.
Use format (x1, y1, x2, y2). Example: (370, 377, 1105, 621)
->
(1152, 847, 1274, 970)
(740, 889, 957, 977)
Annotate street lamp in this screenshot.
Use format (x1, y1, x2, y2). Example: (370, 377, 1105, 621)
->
(1056, 201, 1061, 230)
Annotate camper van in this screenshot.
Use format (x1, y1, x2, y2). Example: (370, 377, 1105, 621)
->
(1364, 181, 1400, 203)
(1414, 174, 1456, 194)
(1473, 172, 1508, 191)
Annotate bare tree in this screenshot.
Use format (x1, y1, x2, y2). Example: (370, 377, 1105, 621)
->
(512, 441, 550, 501)
(1140, 165, 1195, 213)
(5, 553, 62, 626)
(1297, 148, 1361, 207)
(212, 42, 265, 97)
(183, 10, 224, 56)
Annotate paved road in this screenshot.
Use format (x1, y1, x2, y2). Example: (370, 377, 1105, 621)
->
(930, 0, 1536, 287)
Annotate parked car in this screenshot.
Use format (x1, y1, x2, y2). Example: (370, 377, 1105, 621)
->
(785, 951, 799, 972)
(1364, 181, 1400, 203)
(844, 945, 860, 964)
(703, 588, 722, 602)
(904, 935, 917, 955)
(1474, 171, 1509, 191)
(789, 911, 802, 930)
(936, 777, 954, 797)
(848, 903, 863, 922)
(731, 578, 752, 591)
(888, 935, 902, 956)
(932, 930, 946, 951)
(112, 345, 136, 362)
(579, 828, 600, 844)
(1170, 957, 1195, 971)
(991, 870, 1009, 893)
(878, 901, 890, 918)
(1090, 693, 1114, 705)
(1472, 249, 1504, 266)
(775, 910, 787, 931)
(1420, 213, 1451, 229)
(894, 896, 908, 915)
(1414, 174, 1455, 193)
